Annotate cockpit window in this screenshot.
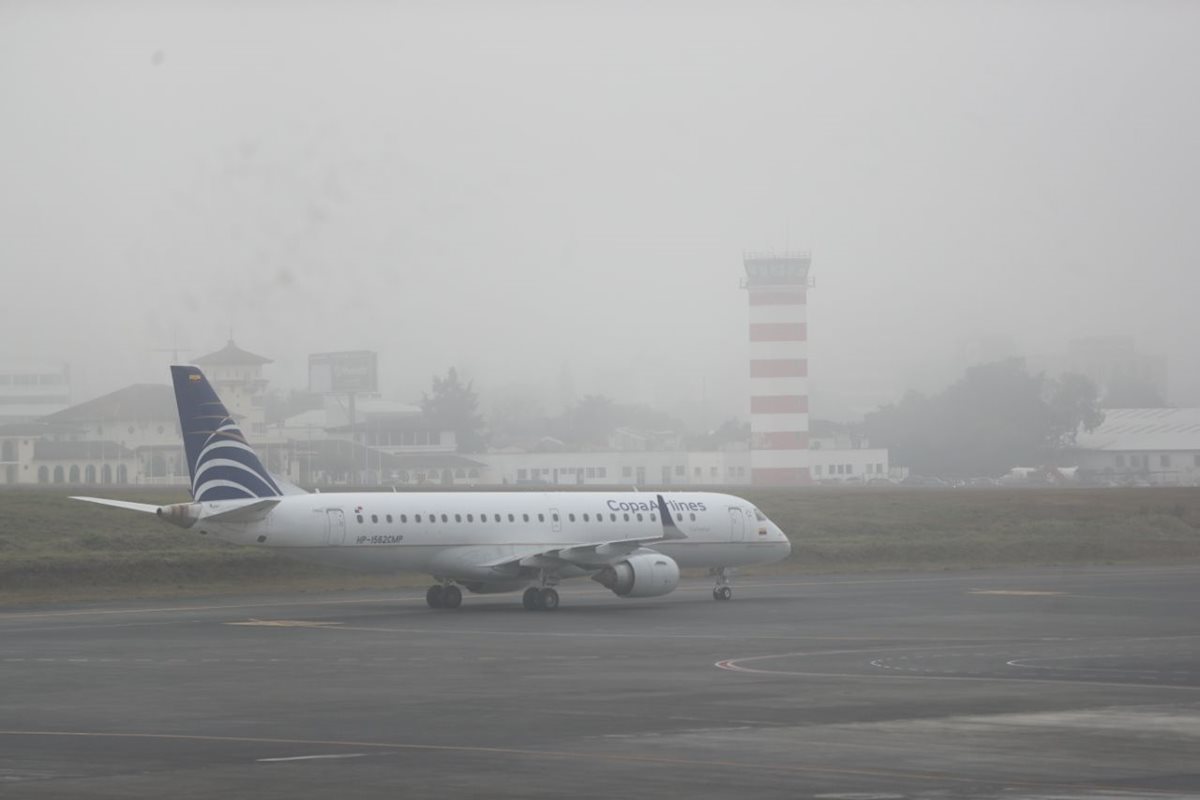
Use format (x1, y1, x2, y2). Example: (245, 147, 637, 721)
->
(754, 508, 768, 522)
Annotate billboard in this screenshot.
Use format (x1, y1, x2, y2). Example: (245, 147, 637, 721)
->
(308, 351, 378, 394)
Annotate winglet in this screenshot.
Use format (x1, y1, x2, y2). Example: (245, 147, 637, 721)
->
(655, 494, 687, 541)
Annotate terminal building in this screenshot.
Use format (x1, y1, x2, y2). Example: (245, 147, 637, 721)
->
(0, 342, 268, 487)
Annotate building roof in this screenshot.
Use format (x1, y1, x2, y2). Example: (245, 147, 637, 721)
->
(194, 340, 272, 366)
(1074, 408, 1200, 452)
(41, 384, 176, 424)
(34, 440, 133, 460)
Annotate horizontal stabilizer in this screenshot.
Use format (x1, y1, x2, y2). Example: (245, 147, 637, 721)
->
(71, 497, 161, 514)
(203, 498, 281, 523)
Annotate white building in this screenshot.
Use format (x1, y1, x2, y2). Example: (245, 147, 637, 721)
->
(482, 447, 752, 487)
(1073, 408, 1200, 486)
(0, 383, 180, 486)
(0, 361, 71, 425)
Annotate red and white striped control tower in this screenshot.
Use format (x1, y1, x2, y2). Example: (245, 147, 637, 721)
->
(742, 252, 813, 486)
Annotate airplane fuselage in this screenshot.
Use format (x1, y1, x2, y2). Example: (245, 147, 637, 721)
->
(201, 490, 790, 583)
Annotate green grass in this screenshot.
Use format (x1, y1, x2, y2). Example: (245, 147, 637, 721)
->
(742, 486, 1200, 572)
(2, 485, 1199, 604)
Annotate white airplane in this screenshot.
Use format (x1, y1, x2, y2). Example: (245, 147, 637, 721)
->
(74, 366, 792, 610)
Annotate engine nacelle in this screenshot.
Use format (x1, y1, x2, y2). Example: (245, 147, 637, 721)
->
(592, 552, 680, 598)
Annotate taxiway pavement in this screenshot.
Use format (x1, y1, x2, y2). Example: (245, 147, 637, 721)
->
(3, 566, 1200, 799)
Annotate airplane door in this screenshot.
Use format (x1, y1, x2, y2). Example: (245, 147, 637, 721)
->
(728, 508, 745, 542)
(550, 508, 561, 533)
(326, 509, 346, 546)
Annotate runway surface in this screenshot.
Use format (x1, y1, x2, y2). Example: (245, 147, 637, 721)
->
(3, 565, 1200, 799)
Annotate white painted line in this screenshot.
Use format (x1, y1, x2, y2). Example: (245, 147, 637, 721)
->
(257, 753, 369, 763)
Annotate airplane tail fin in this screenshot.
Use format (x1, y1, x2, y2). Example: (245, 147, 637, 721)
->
(171, 365, 282, 502)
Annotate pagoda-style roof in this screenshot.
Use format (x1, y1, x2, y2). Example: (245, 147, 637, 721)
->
(41, 384, 176, 424)
(194, 340, 272, 366)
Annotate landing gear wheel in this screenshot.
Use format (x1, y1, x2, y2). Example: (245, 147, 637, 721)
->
(442, 584, 463, 609)
(522, 587, 543, 611)
(541, 588, 560, 611)
(711, 566, 734, 601)
(426, 585, 445, 609)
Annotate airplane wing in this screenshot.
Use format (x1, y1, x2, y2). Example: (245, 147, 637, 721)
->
(478, 494, 686, 571)
(71, 497, 161, 514)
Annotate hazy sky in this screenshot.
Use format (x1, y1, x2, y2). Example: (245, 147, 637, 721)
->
(2, 1, 1197, 424)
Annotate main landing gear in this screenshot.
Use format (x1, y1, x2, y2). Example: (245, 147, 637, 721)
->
(522, 586, 559, 611)
(711, 567, 734, 601)
(426, 583, 463, 610)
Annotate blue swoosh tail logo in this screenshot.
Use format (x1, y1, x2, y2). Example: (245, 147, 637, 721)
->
(171, 366, 281, 502)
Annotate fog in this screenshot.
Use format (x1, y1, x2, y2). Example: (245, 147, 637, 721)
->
(3, 1, 1198, 425)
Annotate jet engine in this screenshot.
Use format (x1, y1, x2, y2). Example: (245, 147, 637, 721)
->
(592, 552, 680, 598)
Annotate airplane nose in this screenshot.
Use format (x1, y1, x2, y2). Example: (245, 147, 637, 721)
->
(776, 525, 791, 558)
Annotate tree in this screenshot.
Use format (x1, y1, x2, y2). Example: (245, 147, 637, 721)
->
(1045, 372, 1105, 450)
(687, 417, 751, 450)
(568, 394, 618, 448)
(865, 359, 1104, 477)
(421, 368, 486, 453)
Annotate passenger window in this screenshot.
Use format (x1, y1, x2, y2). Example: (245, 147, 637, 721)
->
(371, 514, 379, 523)
(415, 514, 421, 523)
(467, 514, 474, 522)
(583, 513, 589, 522)
(386, 515, 393, 523)
(676, 513, 683, 522)
(610, 513, 616, 521)
(623, 513, 630, 521)
(523, 513, 530, 522)
(441, 514, 448, 523)
(690, 513, 696, 521)
(400, 514, 407, 523)
(456, 514, 462, 523)
(650, 514, 657, 522)
(636, 513, 643, 521)
(553, 513, 559, 522)
(538, 513, 545, 522)
(569, 514, 575, 522)
(356, 515, 364, 524)
(508, 514, 515, 522)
